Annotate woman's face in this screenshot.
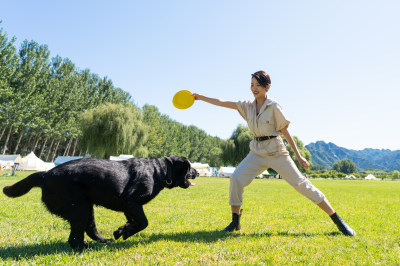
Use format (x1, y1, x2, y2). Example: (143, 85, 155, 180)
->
(251, 77, 268, 99)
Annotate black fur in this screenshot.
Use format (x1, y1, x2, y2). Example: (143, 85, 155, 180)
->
(3, 155, 197, 251)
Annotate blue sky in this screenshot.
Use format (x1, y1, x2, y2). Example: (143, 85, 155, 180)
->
(1, 0, 399, 150)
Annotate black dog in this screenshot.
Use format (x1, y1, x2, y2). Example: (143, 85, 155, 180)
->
(3, 155, 197, 251)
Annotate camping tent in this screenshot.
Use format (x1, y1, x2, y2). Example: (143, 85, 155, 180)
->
(345, 175, 357, 180)
(0, 155, 23, 175)
(191, 162, 211, 176)
(365, 174, 379, 180)
(54, 156, 83, 166)
(109, 154, 134, 161)
(257, 170, 270, 178)
(219, 166, 236, 177)
(0, 155, 22, 165)
(19, 152, 54, 171)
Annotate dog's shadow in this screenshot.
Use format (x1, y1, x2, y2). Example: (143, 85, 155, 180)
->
(0, 230, 238, 259)
(0, 230, 340, 259)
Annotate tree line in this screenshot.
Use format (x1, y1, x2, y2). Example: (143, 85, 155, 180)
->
(0, 25, 225, 165)
(0, 26, 131, 161)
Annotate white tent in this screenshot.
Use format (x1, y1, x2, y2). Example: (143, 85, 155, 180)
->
(345, 174, 357, 179)
(191, 162, 211, 176)
(219, 166, 236, 177)
(365, 174, 379, 180)
(257, 170, 270, 178)
(109, 154, 134, 161)
(19, 152, 54, 171)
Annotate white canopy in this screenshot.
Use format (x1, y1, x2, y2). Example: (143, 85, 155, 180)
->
(365, 174, 379, 180)
(191, 162, 211, 176)
(19, 152, 54, 171)
(219, 166, 236, 177)
(109, 154, 134, 161)
(54, 156, 83, 165)
(0, 154, 22, 164)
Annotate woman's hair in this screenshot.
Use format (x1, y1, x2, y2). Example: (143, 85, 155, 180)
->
(251, 71, 271, 88)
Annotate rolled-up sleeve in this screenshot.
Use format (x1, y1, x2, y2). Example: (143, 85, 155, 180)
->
(236, 101, 249, 121)
(273, 103, 290, 131)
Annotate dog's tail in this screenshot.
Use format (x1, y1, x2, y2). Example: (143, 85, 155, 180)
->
(3, 172, 45, 198)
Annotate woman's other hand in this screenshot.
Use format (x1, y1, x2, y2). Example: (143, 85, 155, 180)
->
(298, 156, 310, 170)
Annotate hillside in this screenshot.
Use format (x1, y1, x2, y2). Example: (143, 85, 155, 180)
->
(305, 141, 400, 171)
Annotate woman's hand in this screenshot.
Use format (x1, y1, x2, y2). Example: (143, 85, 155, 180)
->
(297, 156, 310, 170)
(191, 93, 203, 100)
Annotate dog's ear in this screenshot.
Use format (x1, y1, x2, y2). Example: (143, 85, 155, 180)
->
(168, 156, 190, 174)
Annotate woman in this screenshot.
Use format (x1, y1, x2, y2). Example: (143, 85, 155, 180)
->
(192, 71, 355, 236)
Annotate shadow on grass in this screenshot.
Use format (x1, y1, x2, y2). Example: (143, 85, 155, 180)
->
(275, 231, 341, 237)
(0, 230, 341, 259)
(0, 230, 238, 259)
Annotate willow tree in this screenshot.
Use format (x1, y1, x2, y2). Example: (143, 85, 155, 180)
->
(221, 124, 253, 166)
(79, 103, 148, 159)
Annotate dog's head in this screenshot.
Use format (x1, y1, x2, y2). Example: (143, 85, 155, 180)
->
(165, 156, 197, 189)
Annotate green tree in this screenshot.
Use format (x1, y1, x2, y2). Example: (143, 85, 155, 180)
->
(3, 40, 51, 154)
(79, 103, 148, 159)
(309, 164, 328, 173)
(392, 170, 400, 179)
(282, 135, 312, 172)
(0, 24, 18, 146)
(221, 125, 252, 166)
(332, 158, 358, 174)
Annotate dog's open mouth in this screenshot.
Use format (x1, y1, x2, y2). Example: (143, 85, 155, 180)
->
(181, 168, 197, 188)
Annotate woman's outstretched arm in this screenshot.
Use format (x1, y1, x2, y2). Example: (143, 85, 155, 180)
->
(192, 93, 238, 110)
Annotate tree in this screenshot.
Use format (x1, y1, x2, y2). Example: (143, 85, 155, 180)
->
(392, 170, 400, 179)
(221, 125, 252, 166)
(282, 135, 312, 172)
(0, 24, 18, 149)
(79, 103, 148, 159)
(332, 158, 358, 174)
(309, 164, 328, 173)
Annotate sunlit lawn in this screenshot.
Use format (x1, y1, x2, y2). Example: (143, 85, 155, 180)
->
(1, 173, 399, 264)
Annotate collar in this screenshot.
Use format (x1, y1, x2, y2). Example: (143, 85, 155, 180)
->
(164, 157, 173, 187)
(253, 98, 275, 115)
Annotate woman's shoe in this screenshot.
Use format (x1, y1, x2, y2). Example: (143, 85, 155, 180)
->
(330, 212, 356, 236)
(221, 210, 242, 232)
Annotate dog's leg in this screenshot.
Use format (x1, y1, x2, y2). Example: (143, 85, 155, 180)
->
(65, 203, 91, 252)
(113, 204, 148, 240)
(85, 204, 114, 243)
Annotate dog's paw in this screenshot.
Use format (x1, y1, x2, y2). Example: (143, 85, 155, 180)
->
(122, 231, 130, 240)
(113, 229, 123, 240)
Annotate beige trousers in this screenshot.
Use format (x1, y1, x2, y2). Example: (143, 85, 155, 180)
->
(229, 151, 325, 205)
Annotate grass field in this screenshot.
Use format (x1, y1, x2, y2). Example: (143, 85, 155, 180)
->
(1, 173, 399, 265)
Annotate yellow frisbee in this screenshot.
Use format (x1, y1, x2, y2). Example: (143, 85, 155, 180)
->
(172, 90, 195, 109)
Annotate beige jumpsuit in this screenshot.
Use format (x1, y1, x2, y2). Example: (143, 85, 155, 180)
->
(230, 98, 325, 206)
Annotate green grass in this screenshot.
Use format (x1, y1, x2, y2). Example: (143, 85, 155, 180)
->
(1, 174, 399, 265)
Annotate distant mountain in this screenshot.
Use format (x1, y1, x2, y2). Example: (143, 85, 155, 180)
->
(305, 141, 400, 171)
